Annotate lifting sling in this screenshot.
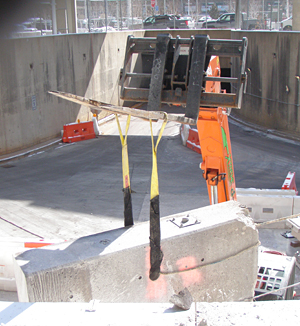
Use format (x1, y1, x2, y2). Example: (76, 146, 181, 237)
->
(115, 114, 134, 227)
(149, 114, 167, 281)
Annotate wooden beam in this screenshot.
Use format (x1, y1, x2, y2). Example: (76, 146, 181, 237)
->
(48, 91, 197, 125)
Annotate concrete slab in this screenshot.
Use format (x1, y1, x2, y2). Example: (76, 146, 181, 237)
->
(195, 301, 300, 325)
(14, 201, 259, 303)
(0, 301, 299, 326)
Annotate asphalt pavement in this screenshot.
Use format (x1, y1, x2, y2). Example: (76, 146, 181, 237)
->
(1, 115, 300, 240)
(0, 117, 209, 240)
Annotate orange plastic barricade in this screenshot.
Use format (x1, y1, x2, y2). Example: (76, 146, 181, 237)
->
(186, 128, 201, 154)
(62, 121, 96, 143)
(282, 171, 298, 195)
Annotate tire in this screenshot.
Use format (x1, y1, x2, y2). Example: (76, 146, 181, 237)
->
(283, 25, 292, 31)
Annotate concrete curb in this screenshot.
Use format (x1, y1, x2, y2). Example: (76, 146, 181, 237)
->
(0, 139, 62, 164)
(230, 114, 300, 144)
(0, 115, 117, 164)
(98, 114, 116, 125)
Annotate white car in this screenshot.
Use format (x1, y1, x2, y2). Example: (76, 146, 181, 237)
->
(198, 15, 212, 22)
(195, 15, 212, 28)
(91, 26, 116, 33)
(280, 16, 292, 31)
(181, 17, 195, 29)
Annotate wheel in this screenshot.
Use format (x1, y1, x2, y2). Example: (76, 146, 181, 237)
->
(283, 25, 292, 31)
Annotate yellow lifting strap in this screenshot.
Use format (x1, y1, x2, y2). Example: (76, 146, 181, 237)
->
(149, 113, 168, 281)
(149, 113, 168, 200)
(115, 114, 133, 227)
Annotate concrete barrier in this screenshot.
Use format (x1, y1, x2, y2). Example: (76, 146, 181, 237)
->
(294, 195, 300, 214)
(14, 201, 259, 303)
(237, 188, 299, 228)
(287, 196, 300, 239)
(0, 238, 63, 292)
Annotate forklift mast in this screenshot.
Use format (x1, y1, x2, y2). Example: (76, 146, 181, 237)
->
(119, 33, 248, 205)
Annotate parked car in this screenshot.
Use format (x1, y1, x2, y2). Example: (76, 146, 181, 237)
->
(108, 19, 127, 30)
(198, 15, 212, 22)
(143, 15, 189, 29)
(14, 23, 38, 32)
(202, 12, 236, 29)
(27, 18, 52, 31)
(91, 26, 116, 33)
(202, 12, 263, 30)
(181, 16, 195, 29)
(280, 16, 292, 31)
(196, 15, 212, 28)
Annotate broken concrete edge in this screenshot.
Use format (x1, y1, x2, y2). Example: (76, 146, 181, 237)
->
(13, 201, 259, 303)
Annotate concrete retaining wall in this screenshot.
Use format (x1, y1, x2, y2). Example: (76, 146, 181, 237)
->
(0, 31, 145, 155)
(1, 29, 299, 155)
(14, 201, 259, 303)
(231, 30, 300, 137)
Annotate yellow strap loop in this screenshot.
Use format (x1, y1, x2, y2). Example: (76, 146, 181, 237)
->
(116, 114, 131, 189)
(150, 113, 168, 199)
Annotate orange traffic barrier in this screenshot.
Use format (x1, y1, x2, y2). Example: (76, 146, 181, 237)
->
(186, 128, 201, 154)
(62, 121, 96, 143)
(282, 171, 298, 195)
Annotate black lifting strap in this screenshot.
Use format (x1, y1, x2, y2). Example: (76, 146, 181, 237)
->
(149, 195, 163, 281)
(116, 114, 134, 227)
(149, 115, 167, 281)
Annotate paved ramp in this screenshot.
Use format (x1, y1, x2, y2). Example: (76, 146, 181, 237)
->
(0, 116, 208, 240)
(1, 114, 300, 240)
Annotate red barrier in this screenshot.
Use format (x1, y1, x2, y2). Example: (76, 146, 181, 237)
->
(62, 121, 96, 143)
(281, 171, 298, 195)
(186, 128, 201, 154)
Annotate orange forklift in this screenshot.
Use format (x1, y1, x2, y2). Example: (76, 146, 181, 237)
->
(119, 34, 247, 205)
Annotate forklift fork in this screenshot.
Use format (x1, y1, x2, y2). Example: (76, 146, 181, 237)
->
(120, 33, 248, 122)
